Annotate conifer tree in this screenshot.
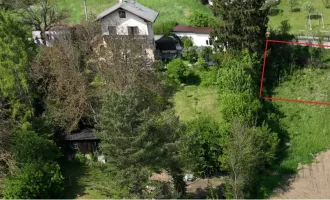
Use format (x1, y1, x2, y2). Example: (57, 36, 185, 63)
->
(211, 0, 269, 52)
(0, 9, 36, 122)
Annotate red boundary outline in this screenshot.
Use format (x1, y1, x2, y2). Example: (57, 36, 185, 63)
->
(259, 39, 330, 106)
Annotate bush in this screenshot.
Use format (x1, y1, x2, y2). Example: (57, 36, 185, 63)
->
(180, 117, 222, 176)
(75, 152, 86, 164)
(182, 46, 198, 63)
(220, 92, 262, 123)
(181, 36, 194, 49)
(153, 21, 178, 35)
(199, 66, 218, 86)
(165, 59, 189, 85)
(14, 130, 60, 165)
(3, 162, 64, 199)
(187, 11, 216, 27)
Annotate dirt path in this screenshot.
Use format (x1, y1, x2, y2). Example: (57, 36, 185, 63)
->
(273, 151, 330, 198)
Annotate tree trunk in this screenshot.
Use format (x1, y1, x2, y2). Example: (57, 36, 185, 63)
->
(40, 30, 47, 45)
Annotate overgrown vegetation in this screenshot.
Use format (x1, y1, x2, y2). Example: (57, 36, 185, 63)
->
(2, 0, 330, 199)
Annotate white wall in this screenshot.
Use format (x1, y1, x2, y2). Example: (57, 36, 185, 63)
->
(100, 11, 150, 36)
(32, 30, 69, 46)
(174, 32, 212, 47)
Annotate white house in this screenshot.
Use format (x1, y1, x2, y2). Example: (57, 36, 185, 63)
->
(172, 25, 213, 47)
(96, 0, 158, 42)
(32, 25, 71, 46)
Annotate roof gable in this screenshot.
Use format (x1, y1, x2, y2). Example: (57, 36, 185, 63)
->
(96, 0, 159, 23)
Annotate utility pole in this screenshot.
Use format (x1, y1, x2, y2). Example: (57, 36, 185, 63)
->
(84, 0, 88, 22)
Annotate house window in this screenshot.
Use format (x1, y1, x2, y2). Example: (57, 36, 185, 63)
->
(128, 26, 139, 36)
(209, 38, 213, 45)
(119, 10, 126, 18)
(108, 26, 117, 35)
(206, 40, 209, 45)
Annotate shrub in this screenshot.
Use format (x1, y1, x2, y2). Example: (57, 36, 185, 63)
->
(288, 0, 300, 12)
(181, 36, 194, 49)
(187, 11, 216, 27)
(220, 92, 262, 123)
(75, 152, 86, 164)
(14, 130, 60, 165)
(182, 46, 198, 63)
(165, 59, 188, 85)
(3, 162, 64, 199)
(153, 21, 178, 35)
(303, 2, 315, 13)
(199, 66, 218, 86)
(180, 117, 222, 176)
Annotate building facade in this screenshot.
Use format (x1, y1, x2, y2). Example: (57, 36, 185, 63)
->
(172, 25, 213, 47)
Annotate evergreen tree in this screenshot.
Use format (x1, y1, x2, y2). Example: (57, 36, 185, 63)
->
(96, 90, 184, 198)
(0, 9, 36, 122)
(211, 0, 269, 52)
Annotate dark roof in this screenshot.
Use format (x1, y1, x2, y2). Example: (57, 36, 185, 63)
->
(96, 0, 158, 22)
(65, 129, 99, 141)
(172, 25, 213, 34)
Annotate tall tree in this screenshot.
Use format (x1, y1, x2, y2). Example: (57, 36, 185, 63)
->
(96, 91, 184, 198)
(30, 21, 100, 131)
(220, 121, 278, 199)
(0, 9, 36, 122)
(20, 0, 68, 45)
(211, 0, 269, 52)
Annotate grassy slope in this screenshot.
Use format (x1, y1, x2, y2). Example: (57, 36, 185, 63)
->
(57, 0, 213, 27)
(172, 85, 221, 123)
(260, 66, 330, 197)
(269, 0, 330, 34)
(273, 68, 330, 169)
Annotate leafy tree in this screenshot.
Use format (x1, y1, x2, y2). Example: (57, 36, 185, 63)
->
(31, 21, 101, 131)
(181, 117, 222, 177)
(165, 59, 190, 85)
(20, 0, 68, 45)
(14, 130, 60, 165)
(220, 121, 278, 199)
(0, 99, 16, 179)
(3, 162, 64, 199)
(0, 9, 36, 122)
(303, 2, 315, 14)
(211, 0, 269, 52)
(96, 90, 184, 197)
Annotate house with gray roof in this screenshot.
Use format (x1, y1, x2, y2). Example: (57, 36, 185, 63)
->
(96, 0, 158, 42)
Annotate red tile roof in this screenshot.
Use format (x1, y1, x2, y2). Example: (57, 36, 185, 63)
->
(172, 25, 213, 34)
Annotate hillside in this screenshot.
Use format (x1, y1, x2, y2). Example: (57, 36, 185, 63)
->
(260, 66, 330, 197)
(269, 0, 330, 35)
(57, 0, 213, 29)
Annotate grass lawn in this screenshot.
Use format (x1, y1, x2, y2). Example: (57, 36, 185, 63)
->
(172, 85, 221, 123)
(273, 68, 330, 167)
(269, 0, 330, 35)
(62, 162, 112, 199)
(57, 0, 212, 28)
(260, 67, 330, 197)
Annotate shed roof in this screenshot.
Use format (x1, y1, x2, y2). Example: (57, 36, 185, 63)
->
(65, 129, 99, 141)
(172, 25, 213, 34)
(96, 0, 158, 23)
